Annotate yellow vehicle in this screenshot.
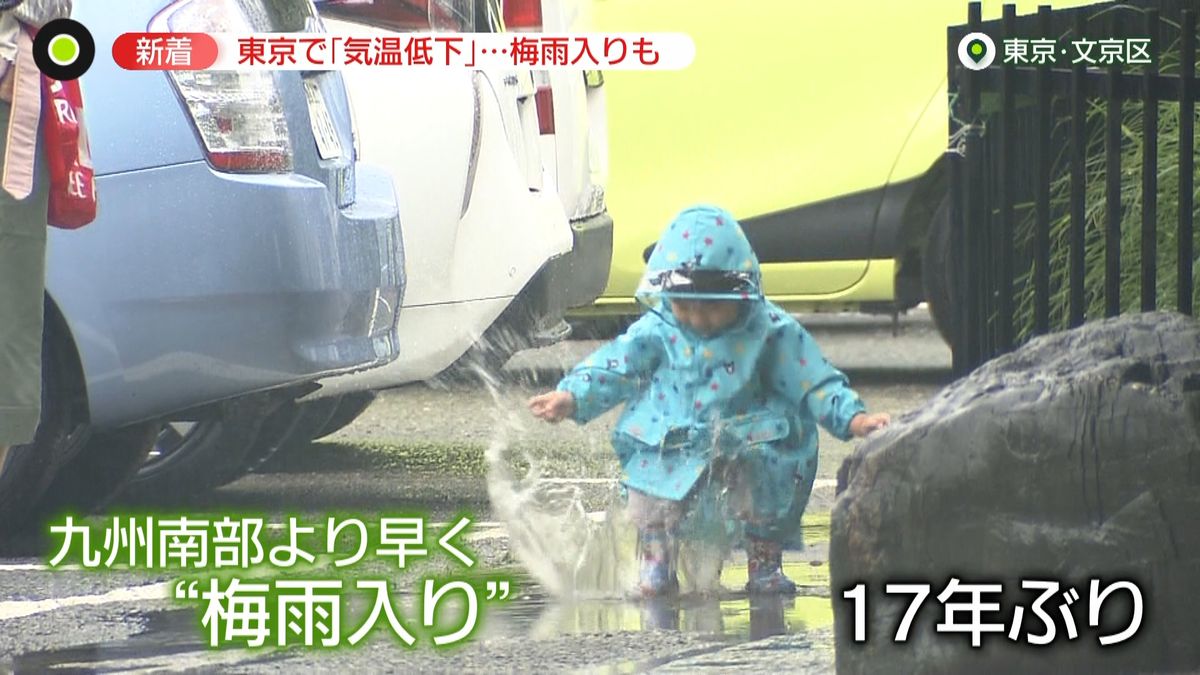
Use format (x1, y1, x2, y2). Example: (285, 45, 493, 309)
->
(580, 0, 1096, 342)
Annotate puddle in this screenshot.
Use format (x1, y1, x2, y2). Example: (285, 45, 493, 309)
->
(5, 609, 288, 673)
(475, 552, 832, 642)
(491, 585, 832, 643)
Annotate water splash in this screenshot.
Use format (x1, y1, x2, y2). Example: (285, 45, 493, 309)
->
(463, 348, 643, 599)
(472, 358, 734, 599)
(676, 540, 726, 595)
(483, 416, 638, 599)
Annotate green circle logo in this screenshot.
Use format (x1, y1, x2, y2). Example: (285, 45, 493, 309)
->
(33, 19, 96, 80)
(48, 34, 79, 66)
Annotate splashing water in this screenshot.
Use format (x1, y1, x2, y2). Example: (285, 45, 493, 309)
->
(474, 360, 730, 599)
(483, 413, 638, 599)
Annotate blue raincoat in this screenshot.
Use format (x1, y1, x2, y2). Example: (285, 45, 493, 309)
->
(556, 205, 865, 544)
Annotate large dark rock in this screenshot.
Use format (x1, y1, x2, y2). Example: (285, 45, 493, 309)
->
(831, 312, 1200, 674)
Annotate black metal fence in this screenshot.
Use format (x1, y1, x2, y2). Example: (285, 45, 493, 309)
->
(948, 0, 1198, 375)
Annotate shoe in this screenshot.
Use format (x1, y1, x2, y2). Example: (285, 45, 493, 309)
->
(637, 528, 679, 598)
(744, 537, 797, 595)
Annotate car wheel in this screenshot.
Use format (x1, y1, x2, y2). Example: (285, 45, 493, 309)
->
(119, 397, 274, 503)
(34, 423, 160, 517)
(567, 316, 635, 340)
(0, 315, 89, 539)
(311, 392, 376, 441)
(237, 397, 342, 475)
(922, 197, 962, 349)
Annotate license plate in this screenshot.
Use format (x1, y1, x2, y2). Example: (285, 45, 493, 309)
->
(303, 79, 343, 160)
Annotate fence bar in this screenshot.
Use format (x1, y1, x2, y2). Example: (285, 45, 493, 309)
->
(1104, 13, 1123, 318)
(998, 4, 1017, 350)
(1180, 10, 1195, 316)
(965, 1, 985, 367)
(1035, 5, 1053, 333)
(950, 106, 968, 374)
(1142, 10, 1159, 312)
(1070, 12, 1087, 326)
(949, 18, 969, 377)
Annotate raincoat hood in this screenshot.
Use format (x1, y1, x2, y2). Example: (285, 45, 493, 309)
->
(637, 205, 763, 305)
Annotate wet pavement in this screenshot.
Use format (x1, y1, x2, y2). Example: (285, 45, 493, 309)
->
(0, 311, 950, 672)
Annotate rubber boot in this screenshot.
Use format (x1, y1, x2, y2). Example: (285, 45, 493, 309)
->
(744, 537, 796, 595)
(636, 527, 680, 598)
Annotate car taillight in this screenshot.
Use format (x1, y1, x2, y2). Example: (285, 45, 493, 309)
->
(534, 85, 554, 135)
(152, 0, 292, 172)
(502, 2, 550, 133)
(318, 0, 473, 32)
(502, 0, 541, 31)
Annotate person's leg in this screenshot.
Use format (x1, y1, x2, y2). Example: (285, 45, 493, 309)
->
(0, 99, 48, 450)
(736, 447, 816, 595)
(673, 474, 733, 594)
(745, 536, 796, 594)
(626, 488, 684, 596)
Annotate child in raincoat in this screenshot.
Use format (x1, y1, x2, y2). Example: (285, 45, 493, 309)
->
(529, 205, 890, 596)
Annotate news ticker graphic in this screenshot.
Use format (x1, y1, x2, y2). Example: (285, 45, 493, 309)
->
(110, 31, 693, 71)
(15, 16, 690, 79)
(14, 17, 1154, 80)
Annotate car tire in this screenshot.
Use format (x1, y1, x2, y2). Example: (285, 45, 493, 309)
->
(34, 423, 160, 517)
(236, 397, 342, 475)
(922, 197, 962, 349)
(0, 316, 88, 539)
(311, 392, 376, 441)
(567, 316, 635, 340)
(119, 397, 274, 503)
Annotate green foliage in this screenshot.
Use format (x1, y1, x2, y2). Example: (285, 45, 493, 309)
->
(1007, 38, 1200, 342)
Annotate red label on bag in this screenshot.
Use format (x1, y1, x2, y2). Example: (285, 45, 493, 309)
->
(41, 76, 97, 229)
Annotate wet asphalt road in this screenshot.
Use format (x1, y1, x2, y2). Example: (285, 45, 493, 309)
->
(0, 310, 950, 673)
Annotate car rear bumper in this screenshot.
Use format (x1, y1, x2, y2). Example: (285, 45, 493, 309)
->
(48, 161, 404, 427)
(536, 210, 614, 317)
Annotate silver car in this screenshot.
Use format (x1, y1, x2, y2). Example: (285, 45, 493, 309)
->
(0, 0, 404, 534)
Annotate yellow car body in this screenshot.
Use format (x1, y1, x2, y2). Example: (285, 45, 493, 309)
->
(578, 0, 1098, 316)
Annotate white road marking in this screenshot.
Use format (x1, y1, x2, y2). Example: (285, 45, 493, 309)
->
(534, 477, 618, 484)
(51, 648, 268, 673)
(0, 582, 170, 621)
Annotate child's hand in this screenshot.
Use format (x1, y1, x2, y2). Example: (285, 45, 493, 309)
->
(849, 412, 891, 437)
(528, 391, 576, 424)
